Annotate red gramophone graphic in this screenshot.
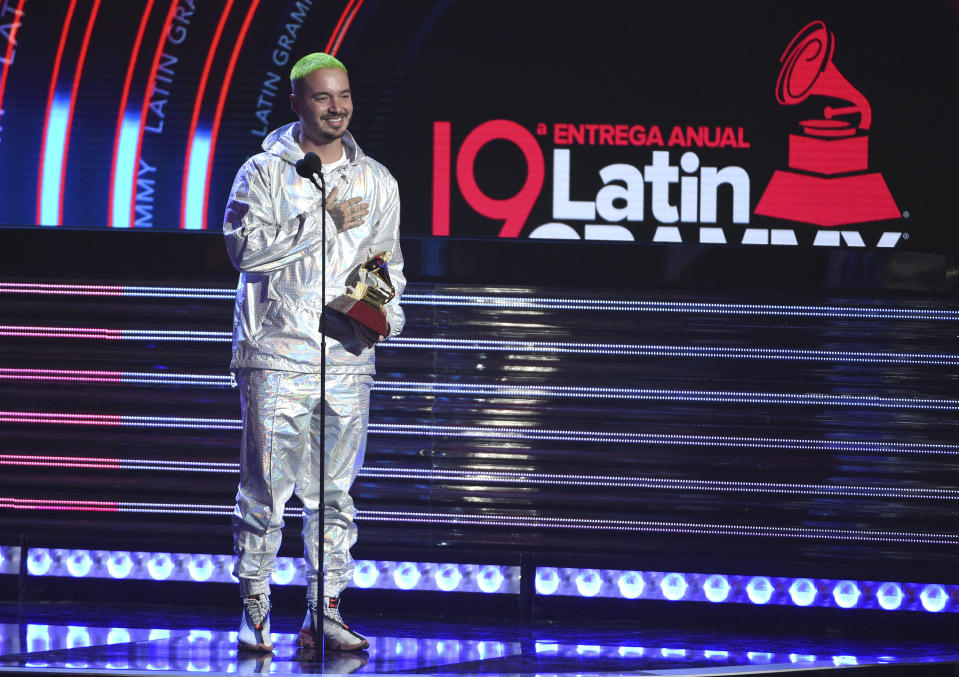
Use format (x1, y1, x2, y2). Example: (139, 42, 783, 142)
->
(754, 21, 900, 226)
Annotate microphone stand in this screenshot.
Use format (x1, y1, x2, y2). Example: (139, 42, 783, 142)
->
(317, 166, 326, 667)
(298, 154, 326, 665)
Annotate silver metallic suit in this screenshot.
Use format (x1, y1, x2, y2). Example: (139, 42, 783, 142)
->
(224, 121, 405, 601)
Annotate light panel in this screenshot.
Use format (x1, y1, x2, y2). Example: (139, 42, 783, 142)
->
(534, 567, 959, 613)
(14, 547, 520, 595)
(0, 545, 20, 574)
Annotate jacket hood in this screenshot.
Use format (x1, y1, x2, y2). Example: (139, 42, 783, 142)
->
(262, 122, 363, 165)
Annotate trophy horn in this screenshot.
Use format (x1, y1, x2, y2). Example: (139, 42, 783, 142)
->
(775, 20, 872, 130)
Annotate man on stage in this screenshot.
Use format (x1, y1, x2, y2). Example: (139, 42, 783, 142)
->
(223, 52, 405, 653)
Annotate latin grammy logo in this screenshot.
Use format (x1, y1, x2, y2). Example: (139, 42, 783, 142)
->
(755, 21, 901, 226)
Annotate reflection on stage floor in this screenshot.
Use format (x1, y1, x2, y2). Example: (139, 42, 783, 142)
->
(0, 603, 956, 675)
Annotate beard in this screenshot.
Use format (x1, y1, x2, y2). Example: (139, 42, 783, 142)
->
(304, 115, 349, 142)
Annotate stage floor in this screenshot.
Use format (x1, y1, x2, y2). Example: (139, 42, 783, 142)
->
(0, 603, 957, 676)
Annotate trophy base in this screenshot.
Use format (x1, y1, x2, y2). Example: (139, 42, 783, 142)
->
(326, 295, 388, 337)
(755, 170, 900, 226)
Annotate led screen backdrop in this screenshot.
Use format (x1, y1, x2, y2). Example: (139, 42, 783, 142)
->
(0, 0, 957, 253)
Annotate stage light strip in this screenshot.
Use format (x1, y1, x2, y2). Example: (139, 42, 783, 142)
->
(0, 413, 956, 456)
(358, 468, 959, 500)
(1, 503, 956, 544)
(0, 368, 230, 386)
(1, 369, 954, 411)
(389, 338, 959, 365)
(1, 454, 955, 500)
(1, 283, 957, 322)
(108, 0, 155, 228)
(372, 424, 959, 455)
(377, 381, 959, 411)
(400, 294, 959, 321)
(0, 325, 954, 364)
(0, 326, 227, 341)
(534, 567, 959, 614)
(360, 510, 959, 545)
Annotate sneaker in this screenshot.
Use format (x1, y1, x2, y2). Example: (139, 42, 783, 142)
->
(238, 593, 273, 653)
(297, 596, 369, 651)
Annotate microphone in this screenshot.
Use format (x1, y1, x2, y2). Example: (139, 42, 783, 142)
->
(295, 151, 325, 192)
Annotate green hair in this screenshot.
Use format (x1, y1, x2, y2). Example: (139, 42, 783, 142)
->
(290, 53, 347, 88)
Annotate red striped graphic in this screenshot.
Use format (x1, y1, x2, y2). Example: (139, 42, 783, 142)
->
(201, 0, 262, 230)
(35, 0, 78, 225)
(108, 0, 156, 227)
(58, 0, 102, 225)
(179, 0, 235, 229)
(129, 0, 180, 229)
(325, 0, 366, 56)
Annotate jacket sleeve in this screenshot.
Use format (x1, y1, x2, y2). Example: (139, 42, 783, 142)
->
(375, 176, 406, 339)
(223, 157, 336, 274)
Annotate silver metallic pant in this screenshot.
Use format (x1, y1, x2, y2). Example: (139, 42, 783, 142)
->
(232, 369, 372, 600)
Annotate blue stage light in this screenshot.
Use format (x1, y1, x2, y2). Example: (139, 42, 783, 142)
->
(107, 628, 131, 645)
(147, 553, 173, 580)
(920, 584, 948, 613)
(660, 573, 687, 601)
(477, 565, 504, 593)
(353, 560, 379, 588)
(535, 567, 560, 595)
(66, 626, 91, 650)
(27, 549, 52, 576)
(832, 580, 861, 609)
(434, 563, 462, 592)
(617, 571, 645, 599)
(788, 578, 817, 607)
(575, 569, 602, 597)
(748, 652, 774, 663)
(393, 562, 421, 590)
(107, 551, 133, 579)
(790, 654, 818, 663)
(26, 625, 50, 653)
(66, 550, 92, 578)
(270, 557, 295, 586)
(876, 582, 903, 610)
(619, 646, 645, 657)
(188, 554, 214, 582)
(703, 574, 730, 603)
(746, 576, 773, 605)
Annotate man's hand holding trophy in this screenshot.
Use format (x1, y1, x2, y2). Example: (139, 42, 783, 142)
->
(323, 251, 396, 350)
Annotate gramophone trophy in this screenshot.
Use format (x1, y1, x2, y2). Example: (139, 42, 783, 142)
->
(755, 21, 900, 226)
(325, 252, 395, 338)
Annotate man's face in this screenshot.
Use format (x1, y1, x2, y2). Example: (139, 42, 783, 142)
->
(291, 67, 353, 144)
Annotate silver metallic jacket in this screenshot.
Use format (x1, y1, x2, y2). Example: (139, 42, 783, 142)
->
(224, 122, 406, 373)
